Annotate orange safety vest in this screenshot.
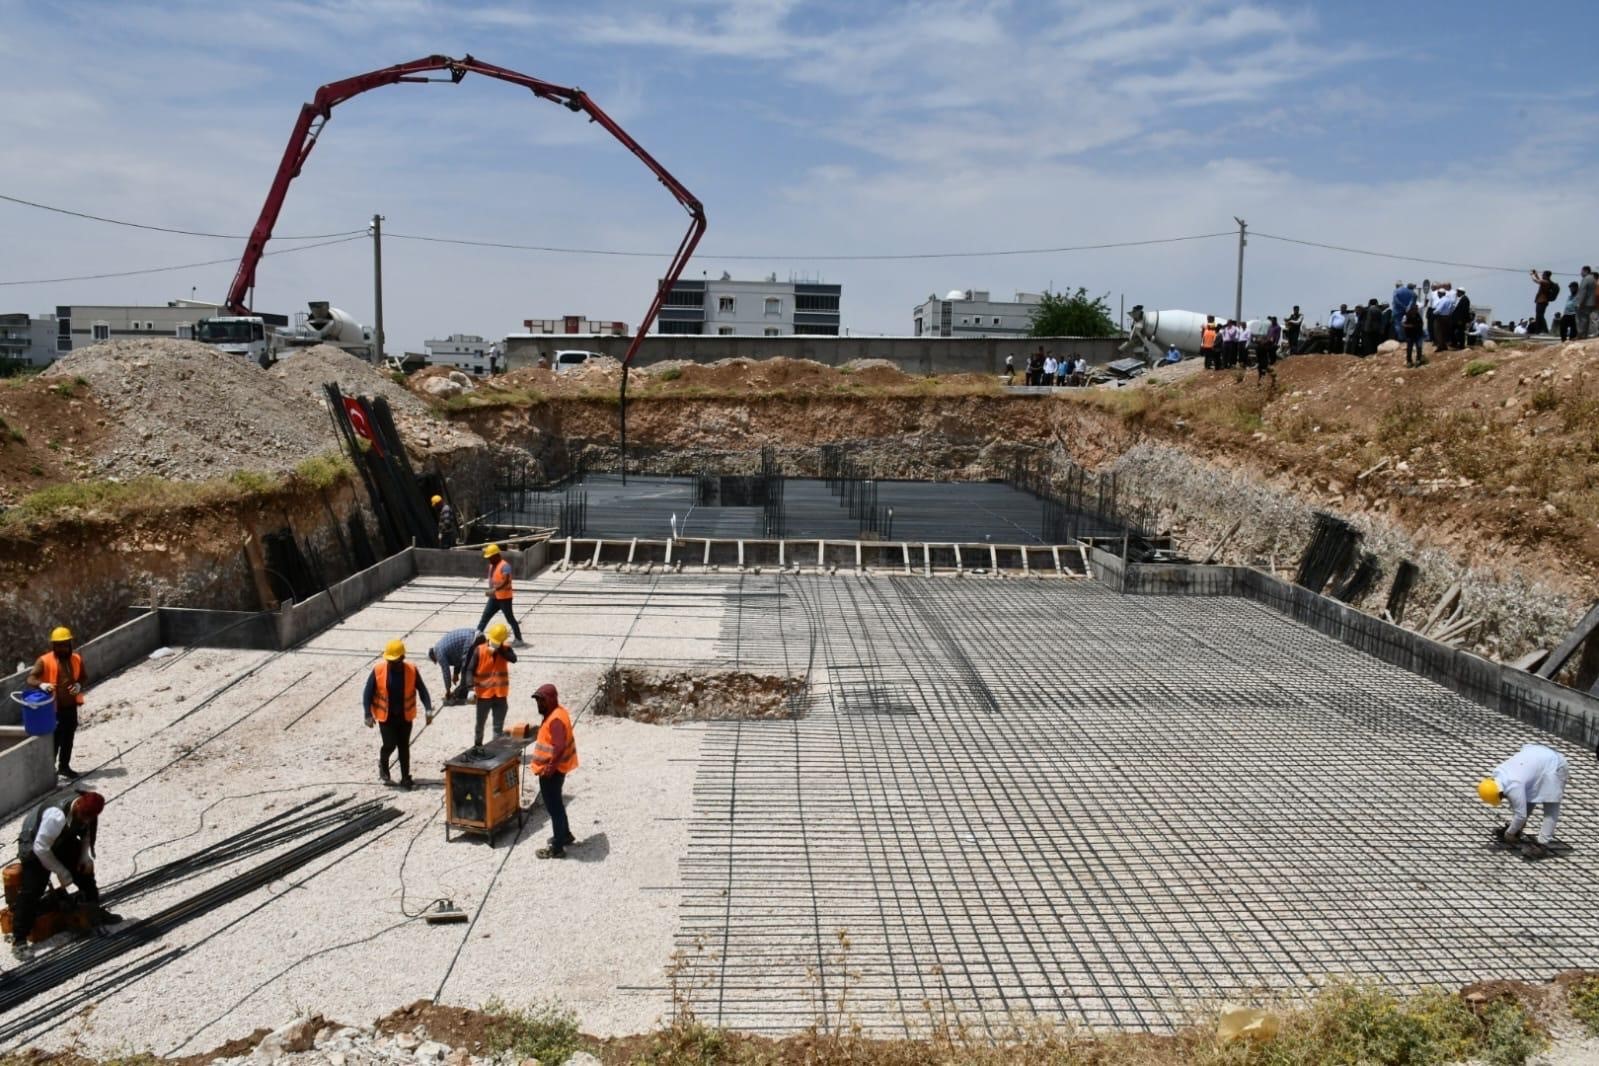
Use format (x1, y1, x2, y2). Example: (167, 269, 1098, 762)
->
(1201, 325, 1217, 349)
(531, 704, 578, 776)
(371, 661, 418, 723)
(489, 559, 514, 601)
(36, 652, 85, 707)
(472, 643, 510, 700)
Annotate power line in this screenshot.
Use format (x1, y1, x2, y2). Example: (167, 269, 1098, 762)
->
(0, 234, 367, 287)
(0, 191, 367, 241)
(1251, 231, 1574, 277)
(383, 230, 1236, 261)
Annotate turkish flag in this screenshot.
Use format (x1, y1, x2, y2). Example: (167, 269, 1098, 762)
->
(342, 396, 384, 457)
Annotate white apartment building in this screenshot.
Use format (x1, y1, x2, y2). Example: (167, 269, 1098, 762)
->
(658, 274, 841, 336)
(912, 289, 1043, 337)
(424, 334, 500, 376)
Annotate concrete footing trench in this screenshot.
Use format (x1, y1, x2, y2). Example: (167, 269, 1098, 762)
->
(4, 566, 1599, 1052)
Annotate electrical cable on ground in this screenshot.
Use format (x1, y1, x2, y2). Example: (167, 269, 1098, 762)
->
(0, 191, 366, 241)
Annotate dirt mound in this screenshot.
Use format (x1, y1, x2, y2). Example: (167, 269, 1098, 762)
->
(0, 375, 112, 504)
(41, 338, 338, 482)
(270, 345, 481, 453)
(597, 667, 806, 723)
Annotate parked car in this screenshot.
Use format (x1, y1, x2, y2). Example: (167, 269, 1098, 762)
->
(553, 350, 602, 374)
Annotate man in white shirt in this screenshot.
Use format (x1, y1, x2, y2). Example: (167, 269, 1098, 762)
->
(1236, 322, 1253, 367)
(1042, 355, 1058, 386)
(9, 791, 120, 958)
(1480, 743, 1568, 858)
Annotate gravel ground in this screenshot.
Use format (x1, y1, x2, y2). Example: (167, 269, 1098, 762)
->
(0, 569, 721, 1057)
(41, 339, 337, 481)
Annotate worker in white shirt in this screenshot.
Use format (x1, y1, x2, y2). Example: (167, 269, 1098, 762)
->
(9, 791, 120, 958)
(1479, 743, 1569, 858)
(1042, 355, 1058, 387)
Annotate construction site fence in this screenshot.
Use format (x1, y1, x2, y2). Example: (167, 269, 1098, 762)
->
(1087, 547, 1599, 750)
(556, 536, 1091, 575)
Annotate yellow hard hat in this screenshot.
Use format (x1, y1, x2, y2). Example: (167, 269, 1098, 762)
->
(1478, 778, 1502, 806)
(486, 622, 510, 645)
(50, 626, 73, 643)
(431, 495, 443, 507)
(483, 544, 501, 558)
(383, 639, 406, 662)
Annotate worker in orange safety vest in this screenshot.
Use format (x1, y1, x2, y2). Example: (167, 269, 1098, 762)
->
(530, 682, 580, 859)
(475, 544, 524, 645)
(363, 640, 434, 789)
(27, 626, 88, 779)
(457, 622, 517, 746)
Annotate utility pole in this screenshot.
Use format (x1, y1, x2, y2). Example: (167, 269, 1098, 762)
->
(1233, 216, 1247, 323)
(370, 213, 385, 366)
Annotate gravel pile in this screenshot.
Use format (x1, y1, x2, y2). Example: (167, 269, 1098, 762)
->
(212, 1015, 601, 1066)
(270, 346, 482, 453)
(597, 667, 806, 723)
(41, 338, 338, 482)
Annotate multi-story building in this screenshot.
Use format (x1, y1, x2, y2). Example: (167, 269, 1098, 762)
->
(0, 313, 59, 367)
(522, 315, 627, 336)
(424, 334, 500, 376)
(657, 275, 841, 336)
(912, 289, 1044, 337)
(52, 300, 287, 354)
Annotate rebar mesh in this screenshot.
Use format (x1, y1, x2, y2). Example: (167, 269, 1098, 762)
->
(669, 574, 1599, 1036)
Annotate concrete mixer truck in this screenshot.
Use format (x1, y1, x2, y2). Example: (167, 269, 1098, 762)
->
(198, 300, 373, 367)
(1120, 305, 1268, 363)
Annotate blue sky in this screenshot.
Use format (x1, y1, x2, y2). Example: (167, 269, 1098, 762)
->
(3, 0, 1596, 352)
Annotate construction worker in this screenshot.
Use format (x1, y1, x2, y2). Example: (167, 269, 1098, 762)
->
(9, 790, 120, 959)
(27, 626, 87, 779)
(363, 640, 434, 790)
(458, 622, 517, 746)
(431, 494, 456, 550)
(427, 626, 484, 704)
(1479, 743, 1569, 858)
(530, 683, 579, 860)
(476, 544, 524, 646)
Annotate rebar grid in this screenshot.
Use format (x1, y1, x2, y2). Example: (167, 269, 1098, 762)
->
(669, 574, 1599, 1036)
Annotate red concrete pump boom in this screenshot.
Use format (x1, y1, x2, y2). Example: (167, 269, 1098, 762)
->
(224, 53, 706, 375)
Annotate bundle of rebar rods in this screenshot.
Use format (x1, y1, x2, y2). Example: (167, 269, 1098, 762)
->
(0, 799, 401, 1014)
(104, 793, 361, 905)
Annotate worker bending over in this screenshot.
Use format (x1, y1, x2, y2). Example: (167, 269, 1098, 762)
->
(459, 622, 517, 746)
(530, 684, 580, 860)
(363, 640, 434, 790)
(27, 626, 88, 779)
(9, 790, 120, 960)
(1480, 743, 1569, 858)
(476, 544, 524, 646)
(428, 626, 484, 703)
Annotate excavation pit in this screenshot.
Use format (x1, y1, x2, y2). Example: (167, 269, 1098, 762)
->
(597, 667, 807, 725)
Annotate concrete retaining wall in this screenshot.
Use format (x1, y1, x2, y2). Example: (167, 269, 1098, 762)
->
(502, 334, 1125, 377)
(1099, 560, 1599, 749)
(415, 542, 549, 581)
(0, 610, 164, 726)
(0, 727, 56, 820)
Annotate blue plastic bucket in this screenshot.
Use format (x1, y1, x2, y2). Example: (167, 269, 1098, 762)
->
(11, 689, 56, 737)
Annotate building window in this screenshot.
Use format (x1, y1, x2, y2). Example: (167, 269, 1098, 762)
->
(176, 323, 192, 339)
(914, 319, 923, 336)
(993, 317, 1001, 326)
(718, 326, 735, 335)
(764, 328, 780, 337)
(92, 323, 110, 341)
(663, 288, 704, 308)
(718, 296, 736, 313)
(764, 297, 781, 316)
(795, 293, 839, 312)
(145, 321, 155, 330)
(57, 335, 72, 352)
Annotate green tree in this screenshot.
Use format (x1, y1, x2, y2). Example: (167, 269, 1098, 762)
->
(1028, 287, 1118, 337)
